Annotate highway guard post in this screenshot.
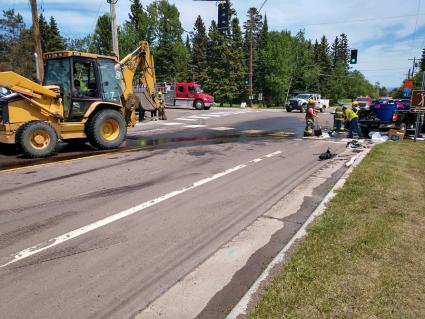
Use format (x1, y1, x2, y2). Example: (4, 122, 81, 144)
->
(410, 90, 425, 142)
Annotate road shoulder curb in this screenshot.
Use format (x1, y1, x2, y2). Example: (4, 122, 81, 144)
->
(226, 146, 373, 319)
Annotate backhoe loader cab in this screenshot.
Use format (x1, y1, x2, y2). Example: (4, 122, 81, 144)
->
(43, 52, 125, 122)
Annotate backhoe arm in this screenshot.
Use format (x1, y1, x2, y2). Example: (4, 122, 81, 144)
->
(0, 71, 63, 118)
(120, 41, 159, 111)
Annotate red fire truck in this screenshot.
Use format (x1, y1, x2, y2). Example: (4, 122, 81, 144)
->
(160, 82, 214, 110)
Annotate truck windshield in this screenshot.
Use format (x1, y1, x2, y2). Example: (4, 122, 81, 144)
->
(195, 86, 203, 93)
(296, 94, 311, 99)
(98, 59, 125, 103)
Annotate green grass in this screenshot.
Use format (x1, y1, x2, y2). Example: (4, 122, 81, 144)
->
(250, 142, 425, 319)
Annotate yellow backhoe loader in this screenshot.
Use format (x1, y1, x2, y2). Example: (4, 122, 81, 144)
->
(0, 41, 164, 157)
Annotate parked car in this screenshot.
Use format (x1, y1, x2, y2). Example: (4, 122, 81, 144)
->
(0, 87, 11, 98)
(286, 93, 330, 113)
(355, 96, 373, 110)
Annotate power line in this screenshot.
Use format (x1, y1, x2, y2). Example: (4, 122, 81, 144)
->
(283, 12, 425, 28)
(411, 0, 422, 49)
(258, 0, 269, 12)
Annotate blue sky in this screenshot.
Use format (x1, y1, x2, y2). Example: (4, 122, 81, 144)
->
(3, 0, 425, 88)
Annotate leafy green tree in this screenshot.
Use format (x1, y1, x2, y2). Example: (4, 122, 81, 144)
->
(0, 9, 35, 79)
(148, 0, 188, 81)
(66, 35, 91, 52)
(90, 14, 112, 55)
(120, 0, 154, 55)
(259, 31, 294, 106)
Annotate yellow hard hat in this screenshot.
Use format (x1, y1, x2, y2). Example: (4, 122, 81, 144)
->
(158, 91, 162, 97)
(352, 101, 359, 106)
(307, 98, 315, 104)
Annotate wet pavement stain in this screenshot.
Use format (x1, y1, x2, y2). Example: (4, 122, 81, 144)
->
(0, 131, 295, 172)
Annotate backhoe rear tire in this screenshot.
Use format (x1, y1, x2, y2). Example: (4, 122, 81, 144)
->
(86, 109, 126, 150)
(16, 121, 58, 158)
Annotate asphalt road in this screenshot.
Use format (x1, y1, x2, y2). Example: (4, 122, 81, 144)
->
(0, 107, 346, 319)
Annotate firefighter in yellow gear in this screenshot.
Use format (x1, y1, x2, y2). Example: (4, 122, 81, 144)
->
(342, 106, 363, 138)
(304, 98, 317, 136)
(334, 105, 345, 131)
(352, 100, 360, 114)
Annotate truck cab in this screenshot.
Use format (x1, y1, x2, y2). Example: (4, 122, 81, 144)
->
(286, 93, 329, 113)
(164, 82, 214, 110)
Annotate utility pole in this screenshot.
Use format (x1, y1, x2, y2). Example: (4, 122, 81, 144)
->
(108, 0, 119, 59)
(408, 57, 418, 78)
(29, 0, 44, 83)
(249, 9, 254, 107)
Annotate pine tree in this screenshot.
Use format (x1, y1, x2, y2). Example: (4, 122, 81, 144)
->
(243, 7, 263, 85)
(331, 36, 339, 68)
(48, 16, 65, 51)
(227, 17, 246, 104)
(205, 21, 229, 105)
(338, 33, 349, 72)
(255, 15, 269, 102)
(38, 14, 49, 52)
(190, 15, 208, 84)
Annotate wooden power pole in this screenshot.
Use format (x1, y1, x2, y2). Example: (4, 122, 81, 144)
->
(108, 0, 119, 59)
(249, 9, 254, 106)
(30, 0, 44, 83)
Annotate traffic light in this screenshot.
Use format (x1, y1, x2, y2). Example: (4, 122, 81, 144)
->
(244, 79, 249, 85)
(218, 0, 230, 33)
(350, 49, 358, 64)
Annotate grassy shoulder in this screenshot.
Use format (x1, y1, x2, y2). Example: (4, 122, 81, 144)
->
(251, 142, 425, 319)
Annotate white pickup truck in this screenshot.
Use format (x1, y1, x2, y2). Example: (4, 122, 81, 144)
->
(286, 93, 330, 113)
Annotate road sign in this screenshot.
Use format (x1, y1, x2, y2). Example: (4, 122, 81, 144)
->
(403, 87, 412, 98)
(404, 80, 413, 88)
(410, 90, 425, 111)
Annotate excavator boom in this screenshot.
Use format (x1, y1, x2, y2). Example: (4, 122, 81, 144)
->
(120, 41, 159, 111)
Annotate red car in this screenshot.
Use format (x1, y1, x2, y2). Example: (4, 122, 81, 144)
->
(161, 82, 214, 110)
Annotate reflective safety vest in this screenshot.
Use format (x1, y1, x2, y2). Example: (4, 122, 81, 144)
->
(344, 109, 358, 122)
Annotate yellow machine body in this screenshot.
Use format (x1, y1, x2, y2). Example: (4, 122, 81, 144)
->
(0, 42, 157, 147)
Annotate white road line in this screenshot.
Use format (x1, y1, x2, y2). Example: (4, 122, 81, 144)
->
(184, 125, 207, 128)
(176, 118, 198, 121)
(188, 116, 211, 119)
(265, 151, 282, 158)
(0, 151, 282, 268)
(250, 158, 263, 163)
(138, 128, 166, 133)
(160, 122, 183, 126)
(209, 127, 235, 131)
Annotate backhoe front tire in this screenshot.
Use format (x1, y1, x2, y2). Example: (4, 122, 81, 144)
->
(86, 109, 126, 150)
(16, 121, 58, 158)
